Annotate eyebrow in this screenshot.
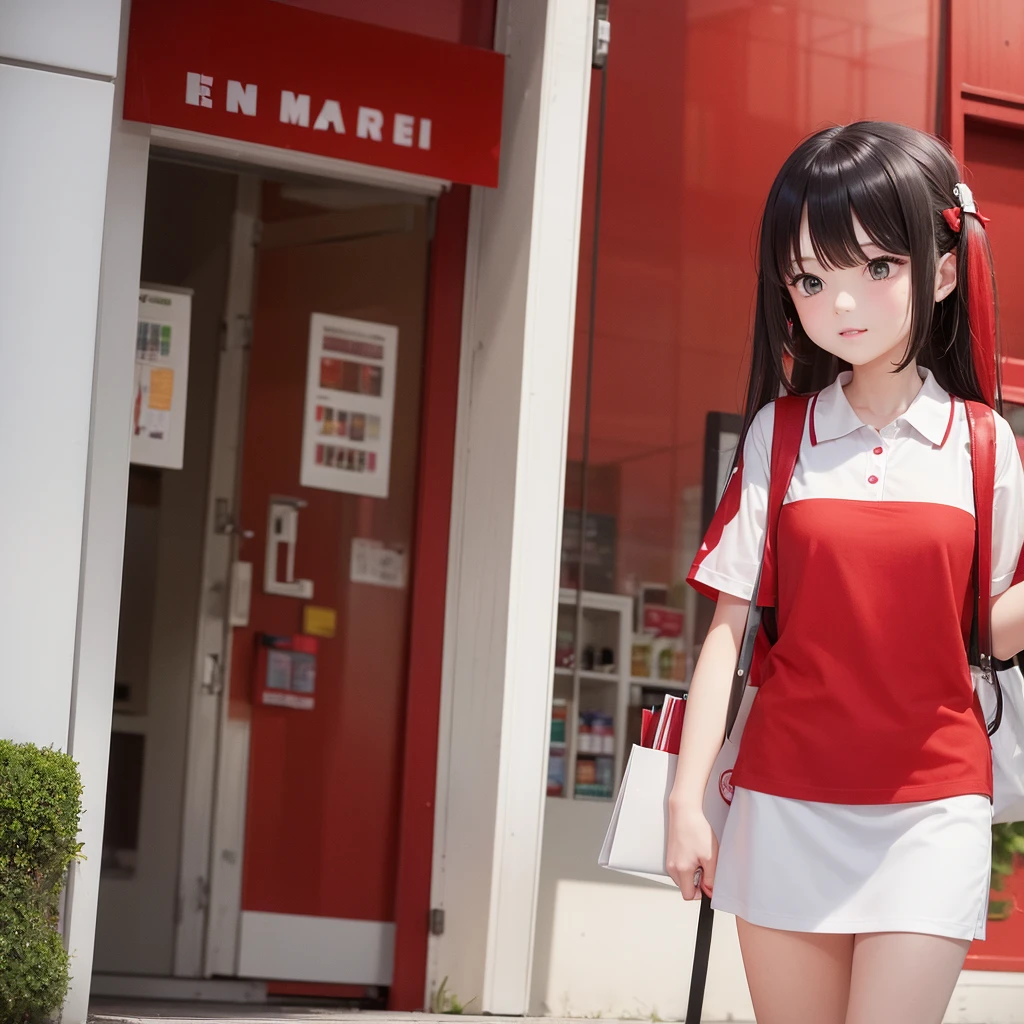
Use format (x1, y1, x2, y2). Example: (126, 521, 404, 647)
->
(789, 242, 887, 271)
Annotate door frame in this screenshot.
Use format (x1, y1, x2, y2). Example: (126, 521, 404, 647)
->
(174, 172, 261, 977)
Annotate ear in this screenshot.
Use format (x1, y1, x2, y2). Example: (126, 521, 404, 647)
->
(934, 250, 957, 303)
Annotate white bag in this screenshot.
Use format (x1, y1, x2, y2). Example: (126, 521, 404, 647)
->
(598, 684, 760, 883)
(598, 744, 677, 885)
(977, 663, 1024, 824)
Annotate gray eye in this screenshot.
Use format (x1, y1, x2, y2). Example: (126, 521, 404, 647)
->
(802, 276, 823, 296)
(868, 261, 891, 281)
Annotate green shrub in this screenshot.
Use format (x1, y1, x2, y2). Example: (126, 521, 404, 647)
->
(990, 821, 1024, 921)
(0, 741, 83, 1023)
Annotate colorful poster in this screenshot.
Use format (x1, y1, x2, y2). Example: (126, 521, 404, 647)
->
(131, 286, 192, 469)
(300, 314, 397, 499)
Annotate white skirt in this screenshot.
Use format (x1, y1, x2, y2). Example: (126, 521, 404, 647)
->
(713, 787, 993, 941)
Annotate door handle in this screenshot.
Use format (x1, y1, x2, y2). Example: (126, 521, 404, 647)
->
(264, 497, 314, 599)
(201, 653, 224, 696)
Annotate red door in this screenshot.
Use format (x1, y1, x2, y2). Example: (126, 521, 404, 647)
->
(229, 182, 431, 987)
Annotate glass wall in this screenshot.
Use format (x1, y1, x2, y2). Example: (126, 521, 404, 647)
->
(550, 0, 941, 803)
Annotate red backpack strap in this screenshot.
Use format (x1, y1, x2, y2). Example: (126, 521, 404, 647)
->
(756, 394, 812, 608)
(965, 400, 995, 660)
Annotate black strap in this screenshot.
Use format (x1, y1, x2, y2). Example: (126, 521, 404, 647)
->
(687, 395, 808, 1022)
(725, 562, 765, 739)
(685, 893, 716, 1021)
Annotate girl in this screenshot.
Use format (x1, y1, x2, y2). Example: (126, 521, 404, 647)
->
(667, 121, 1024, 1024)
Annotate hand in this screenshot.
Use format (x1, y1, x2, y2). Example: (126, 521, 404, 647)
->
(666, 801, 718, 900)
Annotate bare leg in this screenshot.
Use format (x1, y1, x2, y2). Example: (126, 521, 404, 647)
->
(845, 932, 970, 1024)
(736, 918, 854, 1024)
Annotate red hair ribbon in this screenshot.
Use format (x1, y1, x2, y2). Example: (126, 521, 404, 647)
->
(942, 206, 991, 233)
(944, 184, 997, 406)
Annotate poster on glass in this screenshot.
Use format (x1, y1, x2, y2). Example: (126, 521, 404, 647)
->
(300, 313, 397, 499)
(131, 285, 192, 470)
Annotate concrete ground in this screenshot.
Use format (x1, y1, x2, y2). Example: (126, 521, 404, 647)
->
(87, 1007, 742, 1024)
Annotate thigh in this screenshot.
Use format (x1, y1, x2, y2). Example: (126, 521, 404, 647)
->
(846, 931, 971, 1024)
(736, 917, 854, 1024)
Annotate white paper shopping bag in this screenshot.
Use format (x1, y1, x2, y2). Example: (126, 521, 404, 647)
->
(599, 684, 760, 884)
(598, 744, 677, 885)
(977, 663, 1024, 825)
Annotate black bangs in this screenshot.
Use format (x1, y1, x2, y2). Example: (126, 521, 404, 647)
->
(765, 127, 932, 289)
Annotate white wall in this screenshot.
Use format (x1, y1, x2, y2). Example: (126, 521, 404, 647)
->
(428, 0, 595, 1014)
(0, 0, 121, 77)
(0, 8, 136, 1020)
(0, 66, 115, 751)
(531, 800, 754, 1021)
(0, 2, 150, 1020)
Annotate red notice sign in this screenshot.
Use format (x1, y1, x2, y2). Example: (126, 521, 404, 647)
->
(124, 0, 504, 187)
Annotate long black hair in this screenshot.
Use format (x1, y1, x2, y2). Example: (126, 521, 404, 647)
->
(744, 121, 999, 435)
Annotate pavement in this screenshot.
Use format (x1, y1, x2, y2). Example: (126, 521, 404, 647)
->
(87, 1008, 733, 1024)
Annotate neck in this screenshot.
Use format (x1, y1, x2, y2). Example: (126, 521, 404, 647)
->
(843, 352, 923, 430)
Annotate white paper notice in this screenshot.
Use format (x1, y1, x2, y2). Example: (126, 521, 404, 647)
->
(131, 286, 192, 469)
(350, 539, 407, 589)
(300, 313, 398, 499)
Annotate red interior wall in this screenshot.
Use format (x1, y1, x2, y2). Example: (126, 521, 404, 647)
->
(570, 0, 940, 589)
(966, 124, 1024, 362)
(952, 0, 1024, 969)
(961, 1, 1024, 96)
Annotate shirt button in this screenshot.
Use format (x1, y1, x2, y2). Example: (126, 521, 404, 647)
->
(868, 475, 879, 484)
(873, 446, 883, 455)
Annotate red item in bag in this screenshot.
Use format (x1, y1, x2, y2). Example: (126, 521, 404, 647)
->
(641, 708, 660, 748)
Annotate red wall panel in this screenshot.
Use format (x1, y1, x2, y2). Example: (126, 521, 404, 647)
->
(571, 0, 940, 588)
(962, 0, 1024, 97)
(273, 0, 495, 47)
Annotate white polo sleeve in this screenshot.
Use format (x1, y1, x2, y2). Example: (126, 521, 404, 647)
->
(688, 402, 774, 602)
(992, 411, 1024, 596)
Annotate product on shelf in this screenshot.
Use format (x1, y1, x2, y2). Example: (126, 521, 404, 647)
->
(574, 711, 615, 798)
(632, 603, 688, 682)
(575, 757, 596, 785)
(551, 700, 568, 744)
(554, 629, 575, 669)
(631, 638, 653, 678)
(548, 747, 566, 796)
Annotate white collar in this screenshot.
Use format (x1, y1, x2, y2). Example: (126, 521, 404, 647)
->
(810, 368, 955, 448)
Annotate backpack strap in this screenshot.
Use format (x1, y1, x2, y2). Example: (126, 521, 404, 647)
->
(965, 400, 995, 662)
(724, 395, 810, 734)
(964, 399, 1001, 734)
(756, 394, 812, 608)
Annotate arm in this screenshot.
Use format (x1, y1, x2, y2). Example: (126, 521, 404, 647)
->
(665, 592, 748, 899)
(991, 585, 1024, 661)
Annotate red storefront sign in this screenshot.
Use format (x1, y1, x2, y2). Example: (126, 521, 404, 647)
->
(124, 0, 504, 187)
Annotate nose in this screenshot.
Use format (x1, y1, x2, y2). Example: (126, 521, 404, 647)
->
(834, 290, 856, 315)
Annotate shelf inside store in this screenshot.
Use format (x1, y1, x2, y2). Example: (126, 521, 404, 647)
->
(630, 676, 687, 690)
(554, 667, 621, 683)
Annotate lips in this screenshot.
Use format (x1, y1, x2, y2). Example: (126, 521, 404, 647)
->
(839, 329, 868, 337)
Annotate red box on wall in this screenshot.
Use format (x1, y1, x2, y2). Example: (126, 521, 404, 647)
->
(253, 633, 319, 711)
